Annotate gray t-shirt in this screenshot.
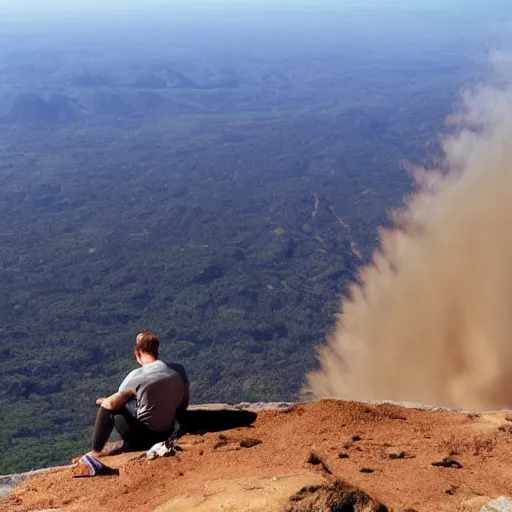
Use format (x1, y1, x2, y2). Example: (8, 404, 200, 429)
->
(118, 360, 189, 433)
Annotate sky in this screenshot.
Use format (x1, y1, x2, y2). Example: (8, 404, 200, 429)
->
(0, 0, 506, 15)
(0, 0, 457, 11)
(0, 0, 510, 30)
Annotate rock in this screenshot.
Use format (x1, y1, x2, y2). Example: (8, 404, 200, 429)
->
(240, 438, 262, 449)
(445, 484, 458, 495)
(6, 400, 512, 512)
(0, 485, 11, 500)
(286, 480, 388, 512)
(213, 434, 229, 449)
(382, 447, 406, 460)
(307, 453, 323, 466)
(459, 497, 492, 512)
(431, 457, 463, 469)
(481, 497, 512, 512)
(306, 452, 332, 475)
(189, 402, 295, 413)
(156, 474, 327, 512)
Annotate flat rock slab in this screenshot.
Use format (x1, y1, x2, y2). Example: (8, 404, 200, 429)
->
(155, 474, 327, 512)
(155, 474, 387, 512)
(188, 402, 295, 412)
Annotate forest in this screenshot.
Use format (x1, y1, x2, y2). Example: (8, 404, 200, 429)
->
(0, 1, 491, 472)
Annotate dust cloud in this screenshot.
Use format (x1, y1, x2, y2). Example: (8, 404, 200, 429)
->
(307, 74, 512, 410)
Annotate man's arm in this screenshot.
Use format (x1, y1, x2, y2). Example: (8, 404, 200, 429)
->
(100, 390, 135, 411)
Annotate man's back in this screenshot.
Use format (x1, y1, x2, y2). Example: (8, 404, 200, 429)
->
(119, 360, 189, 432)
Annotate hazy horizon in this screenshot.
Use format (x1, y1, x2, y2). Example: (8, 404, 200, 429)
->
(1, 0, 509, 51)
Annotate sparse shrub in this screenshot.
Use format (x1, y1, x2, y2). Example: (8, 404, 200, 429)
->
(472, 434, 497, 455)
(498, 424, 512, 435)
(440, 435, 470, 456)
(440, 433, 496, 456)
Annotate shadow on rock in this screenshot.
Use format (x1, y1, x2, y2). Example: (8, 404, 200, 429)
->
(180, 409, 257, 435)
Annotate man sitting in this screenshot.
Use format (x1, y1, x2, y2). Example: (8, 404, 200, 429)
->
(91, 330, 189, 456)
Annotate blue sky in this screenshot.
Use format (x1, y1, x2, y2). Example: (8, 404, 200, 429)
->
(1, 0, 510, 24)
(0, 0, 495, 12)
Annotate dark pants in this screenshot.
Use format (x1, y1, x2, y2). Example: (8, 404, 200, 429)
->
(92, 406, 171, 452)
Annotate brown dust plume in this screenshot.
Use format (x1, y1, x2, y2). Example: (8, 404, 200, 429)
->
(307, 83, 512, 410)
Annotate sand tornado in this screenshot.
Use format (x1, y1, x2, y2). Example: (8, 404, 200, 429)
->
(307, 71, 512, 410)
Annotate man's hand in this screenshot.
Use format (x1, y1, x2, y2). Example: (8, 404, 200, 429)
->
(96, 397, 106, 406)
(101, 390, 134, 411)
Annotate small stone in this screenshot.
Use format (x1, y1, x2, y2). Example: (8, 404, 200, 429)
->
(360, 468, 375, 474)
(431, 458, 463, 469)
(338, 453, 349, 459)
(307, 453, 322, 465)
(240, 438, 262, 449)
(306, 452, 332, 474)
(213, 435, 229, 449)
(383, 447, 406, 460)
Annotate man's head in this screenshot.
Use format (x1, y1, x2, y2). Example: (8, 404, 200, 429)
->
(135, 330, 160, 363)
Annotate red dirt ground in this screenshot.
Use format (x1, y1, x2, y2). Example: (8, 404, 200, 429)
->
(4, 400, 512, 512)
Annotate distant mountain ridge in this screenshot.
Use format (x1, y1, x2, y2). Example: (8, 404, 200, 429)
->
(5, 93, 87, 125)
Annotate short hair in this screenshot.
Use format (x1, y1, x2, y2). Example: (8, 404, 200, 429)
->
(135, 330, 160, 358)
